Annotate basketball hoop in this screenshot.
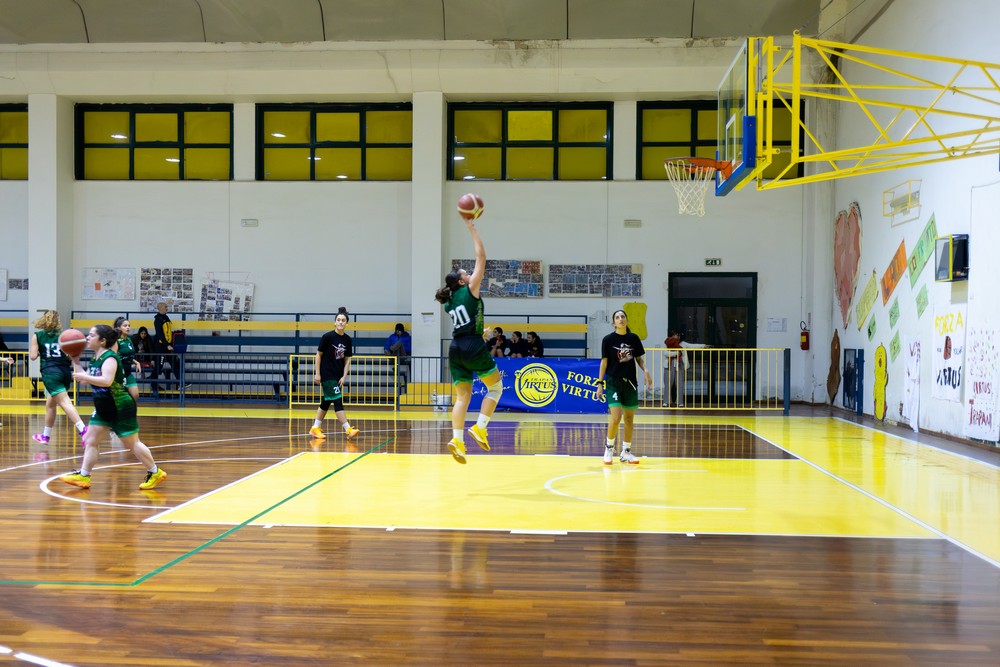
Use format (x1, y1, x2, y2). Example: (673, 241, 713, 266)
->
(663, 158, 731, 217)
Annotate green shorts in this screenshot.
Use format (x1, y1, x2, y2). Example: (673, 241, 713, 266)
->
(449, 336, 498, 385)
(40, 365, 73, 396)
(320, 380, 344, 402)
(605, 376, 639, 410)
(124, 373, 138, 390)
(89, 403, 140, 438)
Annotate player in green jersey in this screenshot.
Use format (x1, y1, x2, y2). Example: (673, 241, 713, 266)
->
(434, 216, 503, 464)
(28, 310, 87, 445)
(60, 324, 166, 491)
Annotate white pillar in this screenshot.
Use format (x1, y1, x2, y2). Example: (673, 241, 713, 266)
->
(27, 94, 75, 331)
(614, 101, 637, 180)
(410, 91, 446, 359)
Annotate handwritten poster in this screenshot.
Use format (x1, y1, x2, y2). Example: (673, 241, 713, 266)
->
(880, 240, 907, 305)
(932, 305, 965, 402)
(907, 214, 937, 287)
(964, 327, 999, 441)
(82, 268, 136, 300)
(902, 337, 920, 432)
(855, 270, 878, 331)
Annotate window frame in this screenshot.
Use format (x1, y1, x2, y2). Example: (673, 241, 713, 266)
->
(0, 103, 29, 181)
(447, 102, 613, 181)
(75, 103, 234, 181)
(255, 103, 414, 181)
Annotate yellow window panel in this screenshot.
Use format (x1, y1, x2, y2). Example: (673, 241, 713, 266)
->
(135, 113, 178, 143)
(697, 109, 719, 141)
(453, 147, 500, 180)
(185, 111, 230, 144)
(0, 111, 28, 144)
(263, 111, 311, 144)
(83, 147, 129, 179)
(453, 110, 501, 144)
(134, 148, 180, 180)
(366, 110, 412, 144)
(185, 148, 231, 180)
(694, 145, 717, 160)
(761, 149, 794, 180)
(558, 109, 607, 143)
(769, 104, 793, 141)
(558, 147, 606, 180)
(508, 111, 552, 142)
(640, 146, 689, 180)
(263, 147, 311, 180)
(317, 112, 360, 143)
(507, 147, 554, 180)
(642, 108, 692, 142)
(314, 147, 361, 180)
(84, 112, 130, 143)
(366, 147, 411, 180)
(0, 147, 28, 179)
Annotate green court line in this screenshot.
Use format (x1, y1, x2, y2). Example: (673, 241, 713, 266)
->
(0, 438, 393, 588)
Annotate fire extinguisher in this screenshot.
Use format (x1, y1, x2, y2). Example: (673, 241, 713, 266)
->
(799, 321, 810, 351)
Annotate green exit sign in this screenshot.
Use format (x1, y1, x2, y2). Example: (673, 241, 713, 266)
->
(705, 258, 722, 266)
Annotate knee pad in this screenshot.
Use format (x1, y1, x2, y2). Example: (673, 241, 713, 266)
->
(485, 381, 503, 404)
(332, 397, 345, 413)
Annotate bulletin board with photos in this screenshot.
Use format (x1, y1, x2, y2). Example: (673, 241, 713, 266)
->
(139, 268, 195, 311)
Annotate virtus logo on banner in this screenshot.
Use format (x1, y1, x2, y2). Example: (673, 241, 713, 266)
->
(514, 363, 559, 408)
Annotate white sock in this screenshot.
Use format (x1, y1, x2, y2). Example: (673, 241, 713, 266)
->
(313, 420, 322, 429)
(606, 438, 615, 449)
(149, 466, 158, 473)
(453, 429, 464, 442)
(342, 422, 352, 432)
(476, 414, 490, 429)
(43, 427, 53, 437)
(623, 441, 631, 451)
(75, 421, 86, 432)
(81, 470, 91, 477)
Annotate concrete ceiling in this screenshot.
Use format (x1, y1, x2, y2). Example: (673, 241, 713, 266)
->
(0, 0, 891, 45)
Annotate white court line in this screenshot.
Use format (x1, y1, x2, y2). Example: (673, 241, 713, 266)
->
(12, 651, 76, 667)
(745, 422, 1000, 570)
(544, 469, 747, 511)
(832, 415, 1000, 469)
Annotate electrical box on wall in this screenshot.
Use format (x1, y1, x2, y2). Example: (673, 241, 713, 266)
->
(934, 234, 969, 282)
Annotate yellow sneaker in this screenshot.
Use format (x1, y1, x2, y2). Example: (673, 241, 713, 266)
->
(447, 438, 467, 464)
(139, 467, 167, 490)
(309, 426, 326, 440)
(467, 424, 490, 451)
(346, 427, 361, 439)
(60, 471, 91, 489)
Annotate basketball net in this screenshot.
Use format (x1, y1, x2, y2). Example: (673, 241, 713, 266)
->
(664, 159, 717, 217)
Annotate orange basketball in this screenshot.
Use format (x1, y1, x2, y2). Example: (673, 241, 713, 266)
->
(457, 193, 485, 221)
(58, 328, 87, 358)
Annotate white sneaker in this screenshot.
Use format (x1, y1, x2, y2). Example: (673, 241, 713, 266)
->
(603, 446, 614, 465)
(619, 449, 640, 464)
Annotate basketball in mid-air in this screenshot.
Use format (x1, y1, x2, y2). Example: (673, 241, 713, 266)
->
(457, 193, 485, 221)
(58, 329, 87, 358)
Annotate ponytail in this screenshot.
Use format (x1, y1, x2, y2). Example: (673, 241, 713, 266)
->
(435, 270, 462, 304)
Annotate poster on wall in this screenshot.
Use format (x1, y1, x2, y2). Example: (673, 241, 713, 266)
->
(450, 259, 543, 297)
(198, 279, 255, 321)
(932, 305, 965, 402)
(139, 268, 195, 312)
(963, 327, 999, 441)
(902, 337, 920, 432)
(81, 268, 136, 300)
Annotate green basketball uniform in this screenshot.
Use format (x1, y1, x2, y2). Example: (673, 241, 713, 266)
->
(36, 329, 73, 396)
(443, 285, 496, 384)
(88, 350, 139, 436)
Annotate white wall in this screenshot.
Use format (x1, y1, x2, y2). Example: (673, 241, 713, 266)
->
(2, 36, 813, 399)
(0, 181, 29, 311)
(833, 0, 1000, 440)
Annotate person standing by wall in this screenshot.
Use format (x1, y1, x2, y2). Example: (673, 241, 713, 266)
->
(29, 310, 87, 445)
(151, 302, 174, 395)
(435, 217, 503, 464)
(310, 306, 361, 442)
(596, 309, 652, 465)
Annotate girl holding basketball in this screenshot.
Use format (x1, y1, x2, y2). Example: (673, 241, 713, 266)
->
(310, 306, 361, 442)
(29, 310, 87, 445)
(596, 309, 652, 465)
(435, 216, 503, 464)
(60, 324, 166, 490)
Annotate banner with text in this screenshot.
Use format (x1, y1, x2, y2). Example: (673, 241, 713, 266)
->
(469, 358, 605, 414)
